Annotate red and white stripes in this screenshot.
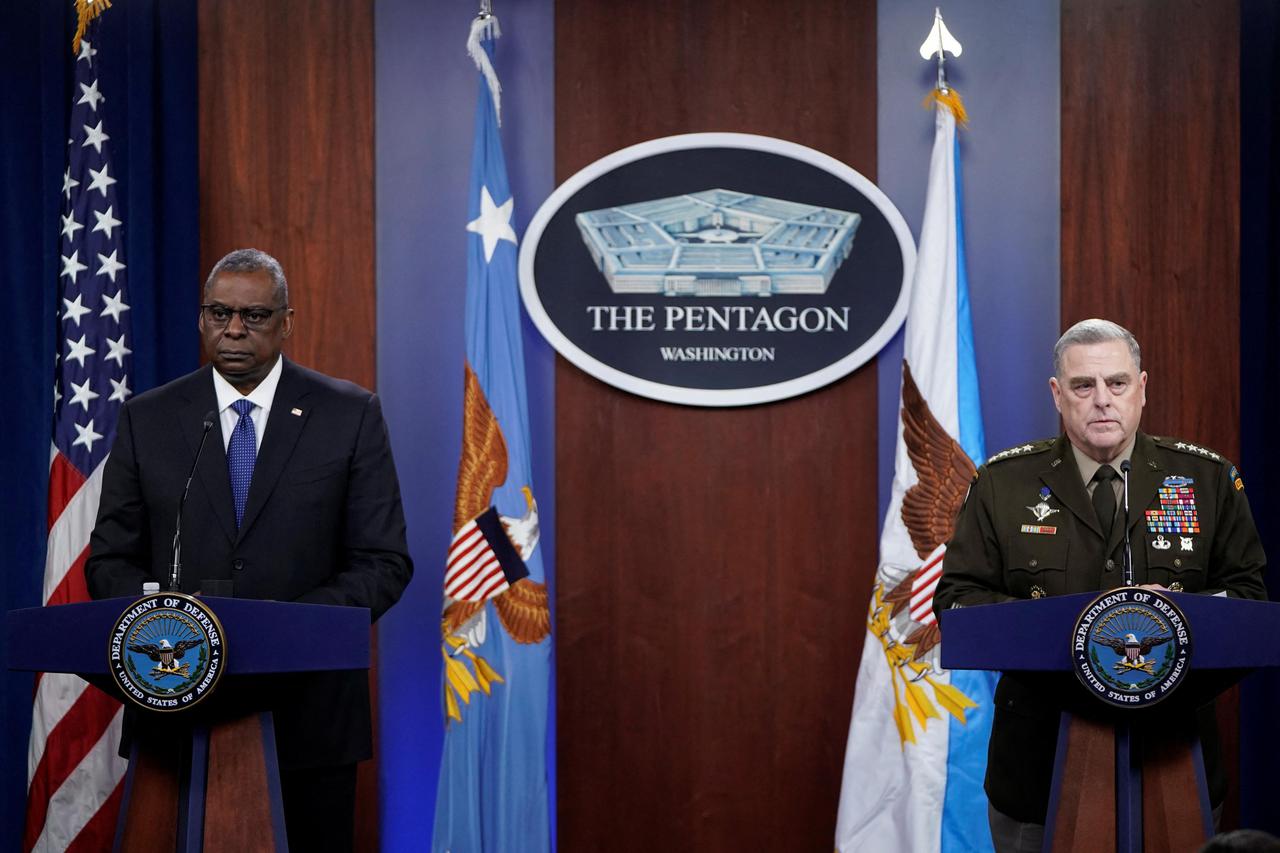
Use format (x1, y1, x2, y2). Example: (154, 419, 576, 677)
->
(445, 516, 512, 603)
(24, 451, 126, 853)
(908, 544, 946, 627)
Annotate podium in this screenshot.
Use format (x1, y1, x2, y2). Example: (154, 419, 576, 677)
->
(941, 592, 1280, 852)
(5, 596, 369, 852)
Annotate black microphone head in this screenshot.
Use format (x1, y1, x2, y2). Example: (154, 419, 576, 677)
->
(202, 410, 217, 430)
(1120, 459, 1131, 474)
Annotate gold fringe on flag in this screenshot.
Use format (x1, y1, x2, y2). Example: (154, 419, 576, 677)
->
(923, 86, 968, 128)
(72, 0, 112, 57)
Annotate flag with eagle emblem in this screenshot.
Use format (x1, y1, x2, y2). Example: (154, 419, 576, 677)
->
(431, 12, 552, 853)
(834, 89, 997, 853)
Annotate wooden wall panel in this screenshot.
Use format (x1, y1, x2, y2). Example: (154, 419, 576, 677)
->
(1062, 0, 1242, 828)
(1061, 0, 1240, 459)
(555, 2, 878, 850)
(198, 2, 378, 847)
(198, 0, 376, 391)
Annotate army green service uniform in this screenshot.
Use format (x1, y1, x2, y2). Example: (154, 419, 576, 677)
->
(934, 431, 1267, 823)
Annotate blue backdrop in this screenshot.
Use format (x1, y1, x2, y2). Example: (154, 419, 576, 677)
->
(0, 2, 198, 846)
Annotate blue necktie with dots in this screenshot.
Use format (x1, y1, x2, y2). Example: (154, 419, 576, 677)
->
(228, 399, 257, 528)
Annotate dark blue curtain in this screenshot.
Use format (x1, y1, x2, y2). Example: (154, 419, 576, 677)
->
(1239, 0, 1280, 835)
(0, 2, 197, 846)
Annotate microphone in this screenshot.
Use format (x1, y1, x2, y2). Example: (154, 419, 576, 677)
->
(1120, 459, 1134, 587)
(170, 410, 217, 592)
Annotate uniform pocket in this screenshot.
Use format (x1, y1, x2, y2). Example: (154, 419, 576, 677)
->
(1007, 534, 1070, 598)
(1143, 535, 1205, 590)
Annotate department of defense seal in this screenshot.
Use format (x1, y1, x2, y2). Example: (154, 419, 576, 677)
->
(107, 592, 226, 712)
(1071, 587, 1192, 709)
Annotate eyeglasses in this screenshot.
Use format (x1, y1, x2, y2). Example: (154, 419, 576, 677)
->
(200, 304, 288, 331)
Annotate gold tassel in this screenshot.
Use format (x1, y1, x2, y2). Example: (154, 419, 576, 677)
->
(923, 87, 969, 128)
(72, 0, 112, 57)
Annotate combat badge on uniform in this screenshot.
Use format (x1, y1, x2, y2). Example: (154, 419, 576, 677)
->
(1071, 587, 1192, 708)
(1026, 486, 1060, 523)
(108, 592, 226, 712)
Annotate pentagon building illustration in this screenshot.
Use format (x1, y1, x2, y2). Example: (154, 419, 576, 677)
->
(575, 189, 861, 297)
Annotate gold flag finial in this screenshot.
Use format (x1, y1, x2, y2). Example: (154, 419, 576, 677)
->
(72, 0, 112, 57)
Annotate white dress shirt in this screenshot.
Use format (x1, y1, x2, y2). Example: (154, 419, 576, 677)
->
(211, 356, 284, 453)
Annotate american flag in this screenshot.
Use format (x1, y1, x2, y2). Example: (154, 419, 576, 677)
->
(25, 25, 132, 852)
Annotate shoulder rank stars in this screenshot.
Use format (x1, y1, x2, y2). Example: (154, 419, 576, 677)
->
(987, 443, 1038, 464)
(1172, 441, 1220, 461)
(1145, 475, 1200, 535)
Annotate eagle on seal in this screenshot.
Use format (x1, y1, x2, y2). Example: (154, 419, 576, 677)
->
(128, 637, 201, 673)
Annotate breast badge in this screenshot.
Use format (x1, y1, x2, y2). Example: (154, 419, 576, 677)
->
(108, 592, 225, 712)
(1027, 487, 1060, 523)
(1071, 588, 1192, 708)
(1145, 476, 1199, 535)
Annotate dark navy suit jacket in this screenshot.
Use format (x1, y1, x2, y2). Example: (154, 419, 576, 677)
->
(86, 358, 413, 768)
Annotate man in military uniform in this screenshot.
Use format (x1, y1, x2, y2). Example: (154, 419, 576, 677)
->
(934, 318, 1266, 853)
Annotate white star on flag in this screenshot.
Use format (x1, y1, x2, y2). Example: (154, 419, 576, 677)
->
(60, 250, 88, 281)
(82, 120, 109, 154)
(71, 419, 104, 453)
(87, 165, 116, 197)
(466, 185, 517, 263)
(78, 38, 97, 63)
(93, 206, 121, 238)
(68, 378, 99, 412)
(97, 249, 125, 282)
(104, 334, 131, 366)
(78, 79, 104, 111)
(108, 375, 132, 403)
(101, 290, 130, 323)
(62, 294, 92, 326)
(62, 169, 80, 199)
(61, 213, 83, 240)
(65, 335, 95, 367)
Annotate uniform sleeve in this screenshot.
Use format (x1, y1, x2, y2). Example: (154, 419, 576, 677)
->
(85, 403, 155, 598)
(291, 393, 414, 621)
(933, 466, 1019, 617)
(1205, 460, 1267, 600)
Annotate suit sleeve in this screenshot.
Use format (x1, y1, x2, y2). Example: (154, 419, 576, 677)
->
(85, 403, 155, 598)
(1204, 460, 1267, 600)
(933, 466, 1018, 616)
(291, 393, 414, 620)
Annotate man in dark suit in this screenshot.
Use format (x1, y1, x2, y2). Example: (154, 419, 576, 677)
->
(934, 318, 1266, 853)
(86, 248, 413, 850)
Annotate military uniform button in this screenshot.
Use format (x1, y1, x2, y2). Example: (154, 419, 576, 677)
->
(1028, 559, 1038, 568)
(232, 558, 244, 571)
(1106, 559, 1115, 570)
(1173, 559, 1182, 568)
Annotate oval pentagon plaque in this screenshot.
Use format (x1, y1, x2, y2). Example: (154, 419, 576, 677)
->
(519, 133, 916, 406)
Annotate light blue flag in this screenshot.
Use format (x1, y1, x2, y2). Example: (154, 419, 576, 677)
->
(432, 14, 551, 853)
(836, 90, 995, 853)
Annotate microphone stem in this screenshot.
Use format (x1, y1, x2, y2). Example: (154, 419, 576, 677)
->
(172, 416, 216, 592)
(1121, 461, 1134, 587)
